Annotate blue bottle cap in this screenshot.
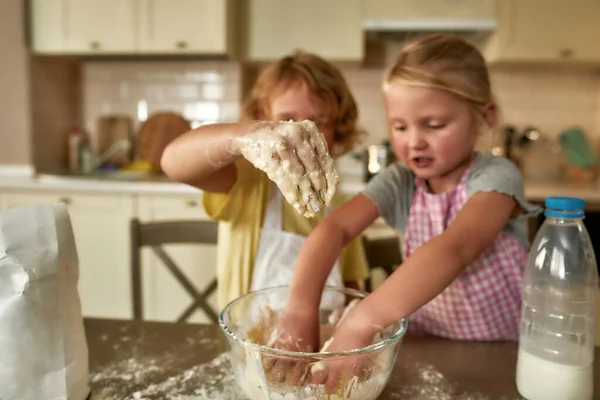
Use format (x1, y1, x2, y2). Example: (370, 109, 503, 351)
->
(545, 196, 585, 218)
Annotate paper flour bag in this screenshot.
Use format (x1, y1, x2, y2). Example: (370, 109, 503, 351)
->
(0, 203, 90, 400)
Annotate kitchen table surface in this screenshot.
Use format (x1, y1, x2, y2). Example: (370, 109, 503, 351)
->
(85, 318, 600, 399)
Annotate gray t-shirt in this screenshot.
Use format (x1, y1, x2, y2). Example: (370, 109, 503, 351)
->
(362, 152, 542, 248)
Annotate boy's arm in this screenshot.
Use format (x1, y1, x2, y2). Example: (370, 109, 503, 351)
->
(161, 122, 250, 193)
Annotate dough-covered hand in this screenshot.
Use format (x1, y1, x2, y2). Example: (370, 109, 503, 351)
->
(232, 120, 339, 218)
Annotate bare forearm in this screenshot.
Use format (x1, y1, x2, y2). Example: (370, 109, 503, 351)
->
(161, 122, 251, 192)
(355, 236, 468, 334)
(288, 220, 347, 309)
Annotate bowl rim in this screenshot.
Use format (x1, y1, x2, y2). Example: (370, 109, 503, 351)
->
(218, 285, 408, 358)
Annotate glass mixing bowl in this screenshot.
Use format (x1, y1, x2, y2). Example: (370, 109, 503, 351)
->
(219, 286, 407, 400)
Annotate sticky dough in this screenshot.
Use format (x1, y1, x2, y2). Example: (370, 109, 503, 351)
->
(234, 120, 340, 218)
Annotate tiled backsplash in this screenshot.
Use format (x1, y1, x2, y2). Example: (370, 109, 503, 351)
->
(82, 61, 600, 154)
(83, 60, 242, 148)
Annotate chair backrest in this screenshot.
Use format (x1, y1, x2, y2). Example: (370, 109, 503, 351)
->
(133, 219, 219, 246)
(130, 218, 219, 323)
(362, 235, 403, 292)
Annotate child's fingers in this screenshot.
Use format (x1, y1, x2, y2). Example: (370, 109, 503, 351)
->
(266, 358, 293, 384)
(286, 360, 310, 386)
(307, 360, 329, 385)
(304, 121, 337, 205)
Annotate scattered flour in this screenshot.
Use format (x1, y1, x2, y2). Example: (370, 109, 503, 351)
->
(90, 353, 246, 400)
(90, 356, 520, 400)
(384, 363, 520, 400)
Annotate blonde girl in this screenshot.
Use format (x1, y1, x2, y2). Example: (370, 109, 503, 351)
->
(161, 51, 368, 309)
(278, 34, 542, 370)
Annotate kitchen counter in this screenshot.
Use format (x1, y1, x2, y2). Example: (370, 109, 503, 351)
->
(1, 167, 599, 205)
(0, 173, 202, 196)
(85, 318, 600, 400)
(525, 179, 600, 206)
(0, 172, 365, 197)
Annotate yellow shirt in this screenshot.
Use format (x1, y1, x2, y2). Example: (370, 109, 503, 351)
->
(203, 159, 369, 308)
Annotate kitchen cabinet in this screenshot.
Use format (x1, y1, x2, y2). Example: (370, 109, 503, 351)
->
(31, 0, 137, 54)
(244, 0, 363, 61)
(29, 0, 67, 53)
(483, 0, 600, 63)
(137, 195, 219, 324)
(30, 0, 233, 55)
(363, 0, 496, 21)
(2, 190, 135, 319)
(138, 0, 233, 54)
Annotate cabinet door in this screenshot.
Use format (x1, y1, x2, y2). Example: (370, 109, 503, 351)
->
(484, 0, 600, 63)
(138, 0, 230, 54)
(63, 0, 137, 53)
(246, 0, 363, 61)
(30, 0, 67, 53)
(137, 195, 219, 324)
(3, 191, 135, 319)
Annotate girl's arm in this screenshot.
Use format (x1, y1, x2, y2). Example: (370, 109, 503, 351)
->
(275, 195, 379, 351)
(288, 194, 380, 308)
(330, 191, 520, 350)
(161, 122, 250, 193)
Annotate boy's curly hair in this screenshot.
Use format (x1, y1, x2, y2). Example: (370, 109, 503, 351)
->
(241, 51, 361, 157)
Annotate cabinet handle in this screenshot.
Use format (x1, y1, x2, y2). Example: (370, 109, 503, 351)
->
(186, 200, 199, 208)
(59, 197, 72, 205)
(176, 41, 188, 49)
(559, 48, 574, 59)
(90, 41, 101, 50)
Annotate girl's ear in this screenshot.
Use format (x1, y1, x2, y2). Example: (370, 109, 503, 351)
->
(482, 102, 497, 127)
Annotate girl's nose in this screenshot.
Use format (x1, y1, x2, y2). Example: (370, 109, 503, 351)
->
(408, 129, 427, 150)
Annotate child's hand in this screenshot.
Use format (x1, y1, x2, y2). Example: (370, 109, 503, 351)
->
(263, 307, 320, 385)
(309, 306, 379, 393)
(232, 120, 339, 218)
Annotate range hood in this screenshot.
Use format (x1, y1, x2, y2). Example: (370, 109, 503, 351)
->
(362, 1, 499, 47)
(363, 18, 497, 47)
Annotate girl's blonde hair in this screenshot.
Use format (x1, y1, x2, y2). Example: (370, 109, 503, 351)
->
(242, 51, 360, 156)
(384, 33, 493, 114)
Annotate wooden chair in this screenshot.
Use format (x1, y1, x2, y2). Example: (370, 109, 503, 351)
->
(361, 235, 403, 292)
(130, 218, 219, 323)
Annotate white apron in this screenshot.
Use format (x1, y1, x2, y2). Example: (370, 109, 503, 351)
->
(250, 184, 344, 309)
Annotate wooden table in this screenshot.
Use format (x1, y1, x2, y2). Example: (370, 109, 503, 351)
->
(85, 318, 600, 399)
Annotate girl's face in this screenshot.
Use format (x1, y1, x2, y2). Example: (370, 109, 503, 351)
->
(385, 84, 492, 193)
(267, 81, 335, 153)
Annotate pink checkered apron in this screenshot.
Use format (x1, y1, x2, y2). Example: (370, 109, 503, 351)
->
(404, 165, 528, 341)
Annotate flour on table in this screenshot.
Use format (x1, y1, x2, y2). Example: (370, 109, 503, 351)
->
(90, 353, 245, 400)
(384, 363, 518, 400)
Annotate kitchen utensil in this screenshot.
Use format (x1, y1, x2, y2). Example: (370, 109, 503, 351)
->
(559, 127, 598, 182)
(520, 131, 567, 181)
(96, 114, 134, 166)
(219, 286, 407, 400)
(559, 127, 598, 169)
(136, 112, 191, 172)
(363, 140, 396, 182)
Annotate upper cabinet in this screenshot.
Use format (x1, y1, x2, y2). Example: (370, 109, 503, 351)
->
(65, 0, 137, 53)
(243, 0, 363, 61)
(28, 0, 600, 65)
(30, 0, 234, 56)
(137, 0, 231, 54)
(483, 0, 600, 63)
(31, 0, 137, 54)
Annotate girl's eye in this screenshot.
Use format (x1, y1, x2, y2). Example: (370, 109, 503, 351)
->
(428, 123, 446, 129)
(392, 125, 407, 133)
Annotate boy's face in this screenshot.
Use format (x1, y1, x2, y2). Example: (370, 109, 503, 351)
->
(268, 81, 335, 154)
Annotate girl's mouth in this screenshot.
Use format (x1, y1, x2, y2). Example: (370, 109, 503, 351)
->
(411, 157, 433, 168)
